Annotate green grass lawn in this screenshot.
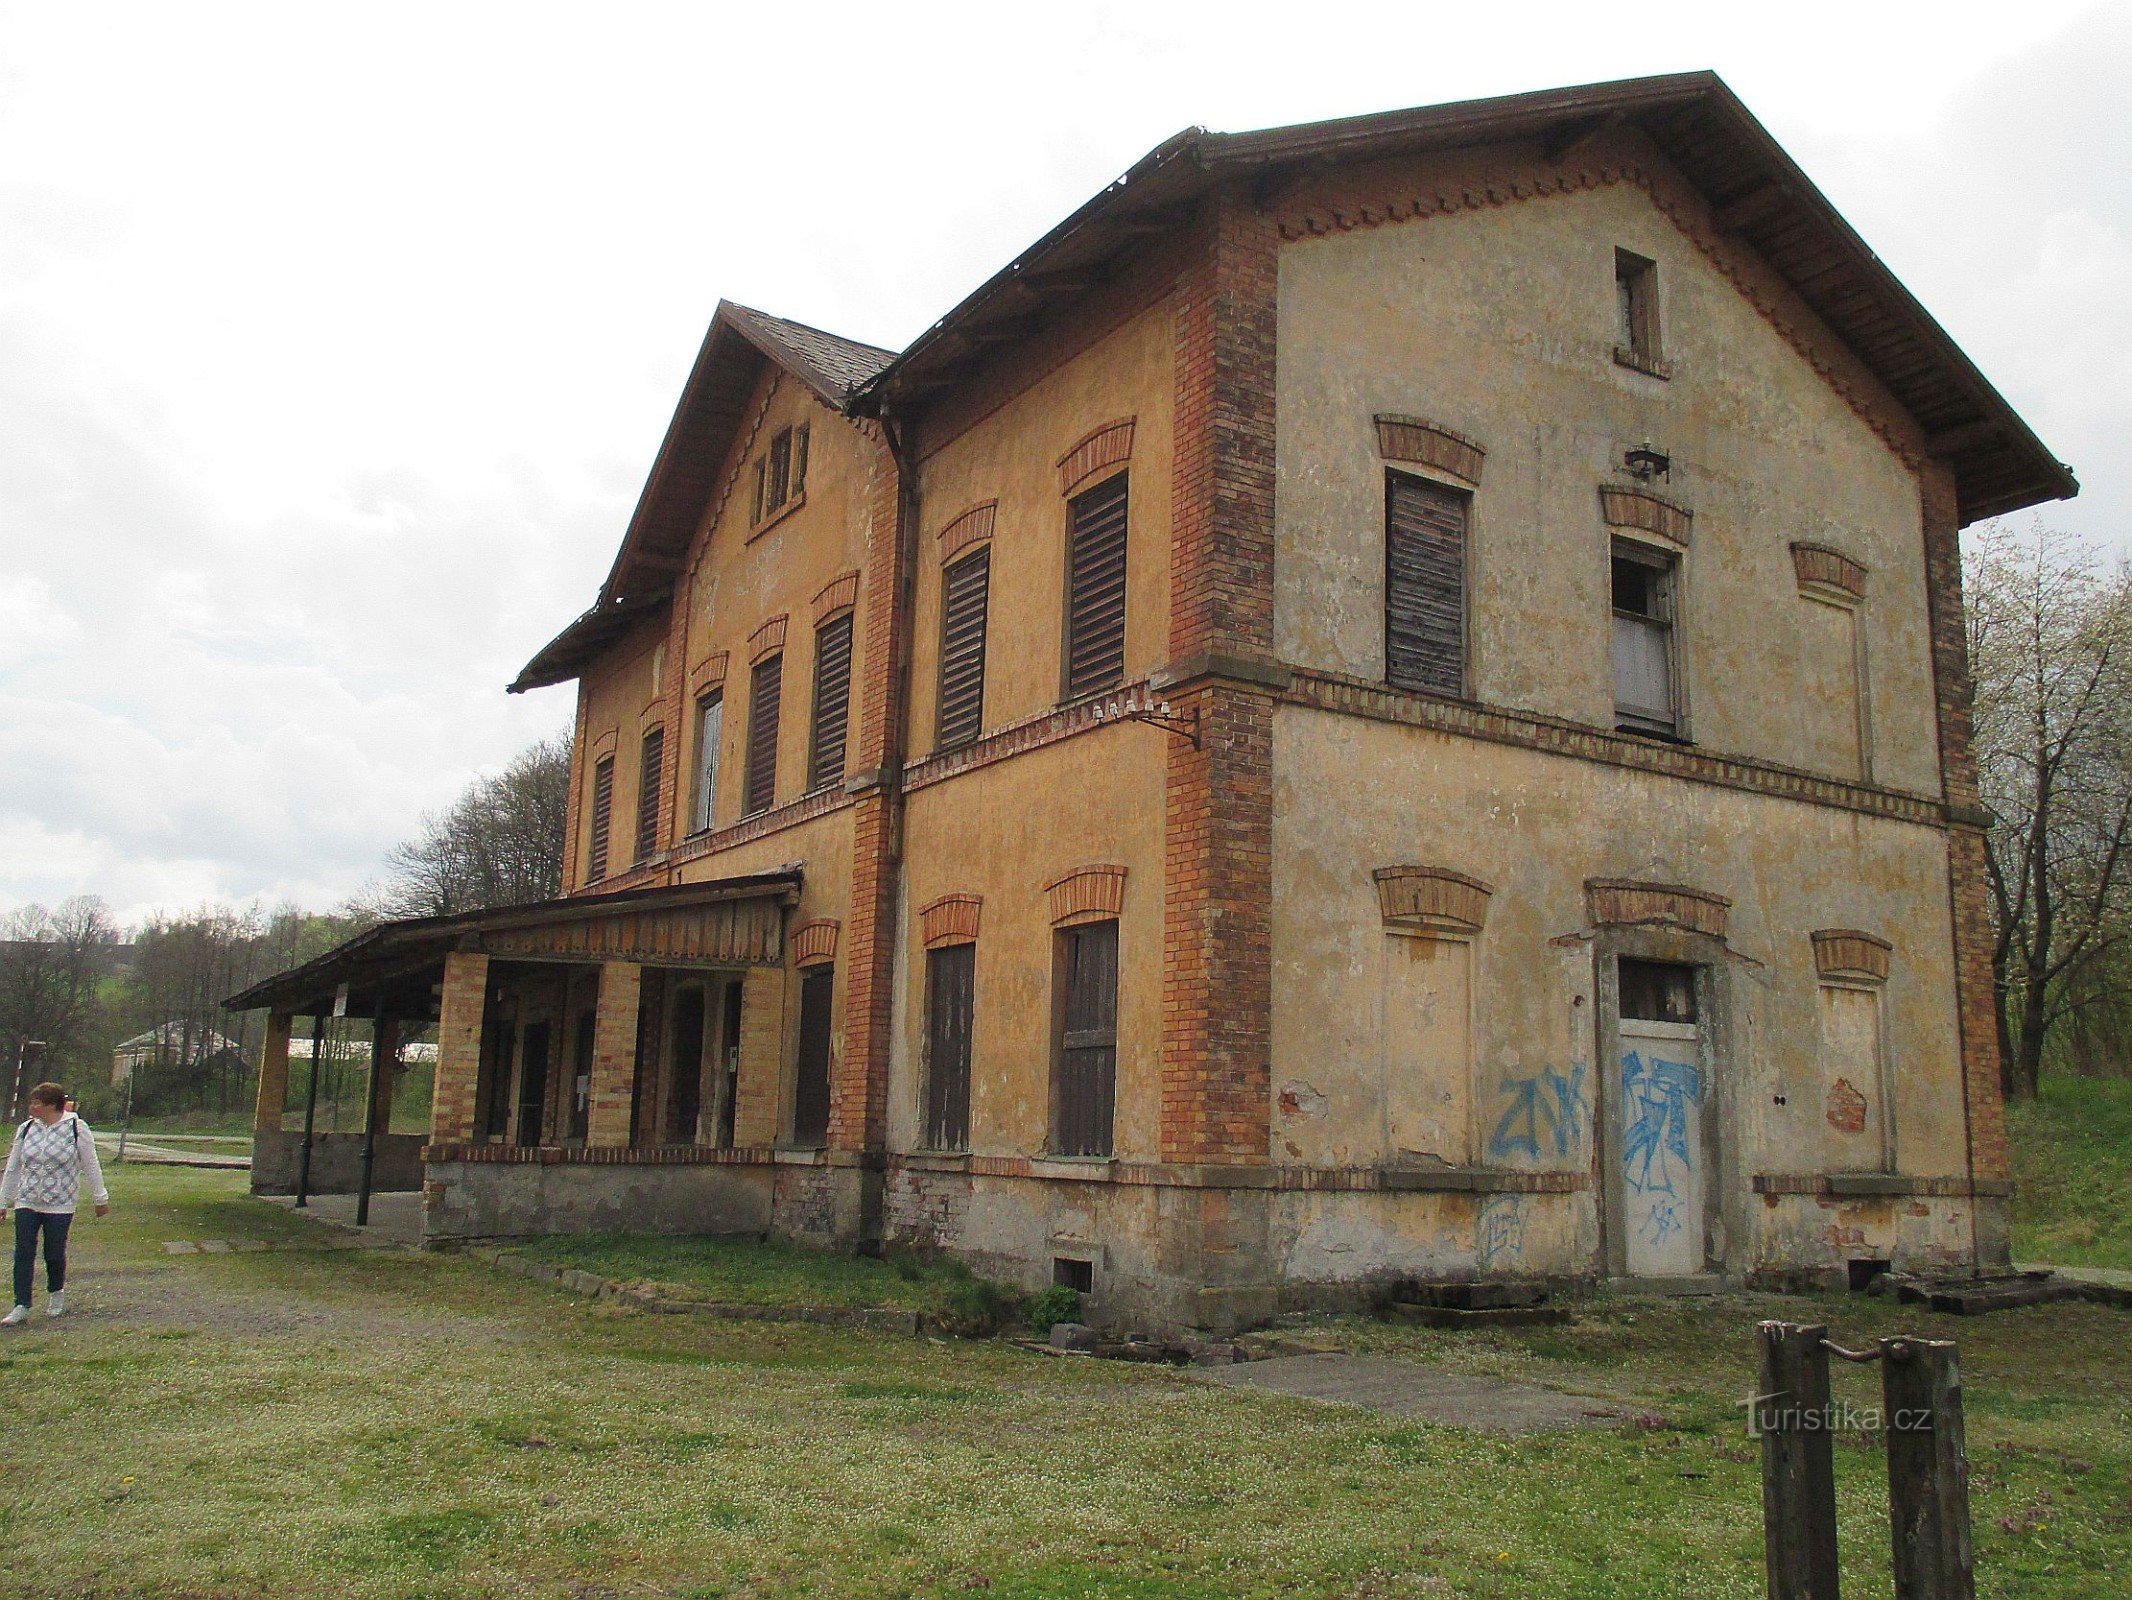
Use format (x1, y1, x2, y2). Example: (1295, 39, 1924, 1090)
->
(1, 1167, 2127, 1599)
(2008, 1074, 2132, 1271)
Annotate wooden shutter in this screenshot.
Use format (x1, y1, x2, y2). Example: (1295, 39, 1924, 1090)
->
(925, 943, 975, 1151)
(587, 755, 614, 883)
(634, 726, 663, 864)
(1054, 920, 1118, 1157)
(1065, 472, 1128, 697)
(936, 546, 990, 750)
(744, 654, 782, 815)
(1385, 471, 1467, 697)
(792, 966, 835, 1146)
(691, 694, 722, 834)
(809, 614, 853, 790)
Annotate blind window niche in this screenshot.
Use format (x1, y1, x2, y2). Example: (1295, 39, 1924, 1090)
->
(743, 654, 782, 816)
(633, 726, 664, 865)
(586, 754, 615, 884)
(1064, 472, 1128, 699)
(1612, 540, 1681, 736)
(808, 613, 853, 791)
(937, 545, 991, 751)
(691, 693, 723, 835)
(1384, 470, 1468, 697)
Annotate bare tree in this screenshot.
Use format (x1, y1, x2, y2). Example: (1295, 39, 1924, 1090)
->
(359, 733, 571, 918)
(0, 896, 120, 1114)
(1966, 520, 2132, 1098)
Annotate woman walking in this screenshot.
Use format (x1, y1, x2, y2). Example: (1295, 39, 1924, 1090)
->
(1, 1082, 109, 1325)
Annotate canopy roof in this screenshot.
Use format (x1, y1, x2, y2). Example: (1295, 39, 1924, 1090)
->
(223, 872, 802, 1020)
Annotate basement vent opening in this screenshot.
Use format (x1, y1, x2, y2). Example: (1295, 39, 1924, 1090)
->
(1848, 1258, 1891, 1294)
(1053, 1257, 1094, 1294)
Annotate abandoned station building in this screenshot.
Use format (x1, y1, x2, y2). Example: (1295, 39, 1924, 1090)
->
(233, 73, 2075, 1330)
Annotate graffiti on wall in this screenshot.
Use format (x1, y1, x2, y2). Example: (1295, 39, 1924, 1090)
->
(1487, 1064, 1588, 1161)
(1476, 1195, 1525, 1269)
(1620, 1050, 1704, 1198)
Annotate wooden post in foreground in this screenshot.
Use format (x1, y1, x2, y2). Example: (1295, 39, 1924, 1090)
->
(1881, 1337, 1974, 1600)
(1758, 1320, 1841, 1600)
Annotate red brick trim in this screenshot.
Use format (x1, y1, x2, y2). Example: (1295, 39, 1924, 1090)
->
(1586, 878, 1731, 939)
(1791, 543, 1867, 601)
(1374, 416, 1485, 485)
(811, 571, 860, 625)
(1812, 928, 1892, 982)
(665, 782, 851, 868)
(890, 1153, 1587, 1194)
(1055, 418, 1135, 495)
(1600, 484, 1692, 546)
(937, 500, 998, 563)
(919, 894, 982, 949)
(792, 919, 839, 968)
(1282, 666, 1946, 827)
(902, 680, 1146, 794)
(1373, 866, 1493, 933)
(1753, 1172, 2013, 1199)
(1046, 864, 1126, 927)
(746, 615, 788, 664)
(425, 1142, 778, 1167)
(689, 650, 730, 696)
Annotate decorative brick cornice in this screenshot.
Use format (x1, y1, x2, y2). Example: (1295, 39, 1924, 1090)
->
(747, 615, 788, 664)
(1374, 415, 1485, 485)
(1372, 866, 1493, 933)
(890, 1152, 1587, 1194)
(1046, 863, 1126, 926)
(426, 1142, 778, 1168)
(689, 650, 730, 696)
(1586, 878, 1731, 940)
(938, 501, 998, 562)
(1600, 484, 1692, 546)
(792, 919, 840, 968)
(1283, 667, 1946, 828)
(919, 894, 982, 949)
(1812, 928, 1892, 983)
(903, 679, 1147, 795)
(666, 782, 851, 867)
(811, 571, 859, 625)
(1056, 418, 1134, 495)
(1791, 543, 1867, 602)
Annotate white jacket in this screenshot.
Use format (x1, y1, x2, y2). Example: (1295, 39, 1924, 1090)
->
(0, 1114, 109, 1214)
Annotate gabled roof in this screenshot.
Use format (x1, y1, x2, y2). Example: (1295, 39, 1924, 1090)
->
(858, 71, 2074, 525)
(510, 302, 891, 692)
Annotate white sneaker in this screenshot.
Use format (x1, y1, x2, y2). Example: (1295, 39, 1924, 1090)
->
(0, 1305, 26, 1326)
(46, 1292, 64, 1318)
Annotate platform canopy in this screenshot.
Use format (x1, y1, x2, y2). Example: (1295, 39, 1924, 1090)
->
(223, 871, 801, 1022)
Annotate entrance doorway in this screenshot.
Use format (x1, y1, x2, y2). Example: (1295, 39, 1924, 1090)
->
(1613, 959, 1708, 1277)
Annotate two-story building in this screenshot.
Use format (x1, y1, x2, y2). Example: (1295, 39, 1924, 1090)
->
(233, 72, 2075, 1330)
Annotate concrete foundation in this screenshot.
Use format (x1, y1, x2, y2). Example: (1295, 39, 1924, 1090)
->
(250, 1130, 425, 1196)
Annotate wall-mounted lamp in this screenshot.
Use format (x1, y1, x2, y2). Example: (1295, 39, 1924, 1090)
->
(1624, 441, 1671, 482)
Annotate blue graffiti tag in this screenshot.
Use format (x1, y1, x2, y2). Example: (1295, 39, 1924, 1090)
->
(1620, 1051, 1704, 1197)
(1640, 1196, 1682, 1245)
(1487, 1064, 1589, 1160)
(1476, 1195, 1526, 1269)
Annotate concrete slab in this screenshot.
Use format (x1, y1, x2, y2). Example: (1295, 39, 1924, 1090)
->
(260, 1189, 424, 1248)
(1192, 1353, 1620, 1434)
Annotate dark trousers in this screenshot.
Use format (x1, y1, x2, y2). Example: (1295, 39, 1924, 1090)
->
(12, 1208, 72, 1307)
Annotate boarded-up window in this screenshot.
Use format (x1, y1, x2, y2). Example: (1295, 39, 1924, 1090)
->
(1612, 541, 1679, 735)
(1053, 920, 1118, 1157)
(1616, 249, 1659, 361)
(809, 613, 853, 791)
(1384, 934, 1473, 1163)
(1064, 472, 1128, 698)
(925, 943, 975, 1151)
(691, 693, 722, 834)
(1385, 471, 1467, 697)
(791, 965, 835, 1146)
(744, 654, 782, 816)
(937, 546, 990, 751)
(634, 726, 664, 865)
(586, 755, 615, 883)
(1818, 984, 1890, 1170)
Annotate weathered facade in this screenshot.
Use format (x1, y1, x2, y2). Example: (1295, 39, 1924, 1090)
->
(233, 73, 2075, 1330)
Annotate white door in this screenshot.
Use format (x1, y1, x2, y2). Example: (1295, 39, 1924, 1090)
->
(1617, 1012, 1707, 1277)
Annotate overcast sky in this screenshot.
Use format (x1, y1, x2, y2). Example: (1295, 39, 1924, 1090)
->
(3, 1, 2126, 927)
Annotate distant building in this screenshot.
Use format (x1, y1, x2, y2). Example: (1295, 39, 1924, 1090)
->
(111, 1022, 241, 1087)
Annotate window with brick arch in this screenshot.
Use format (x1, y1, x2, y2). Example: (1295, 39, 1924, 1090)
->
(809, 612, 853, 791)
(690, 692, 722, 835)
(1052, 919, 1117, 1158)
(743, 654, 782, 816)
(936, 545, 990, 751)
(634, 726, 664, 865)
(586, 754, 615, 884)
(1064, 472, 1128, 698)
(925, 942, 975, 1152)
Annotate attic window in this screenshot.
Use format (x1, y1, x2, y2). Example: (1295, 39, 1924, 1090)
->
(1613, 250, 1668, 378)
(751, 424, 810, 526)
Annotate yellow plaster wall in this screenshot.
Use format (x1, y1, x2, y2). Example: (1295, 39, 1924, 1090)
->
(572, 618, 668, 884)
(1274, 178, 1942, 796)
